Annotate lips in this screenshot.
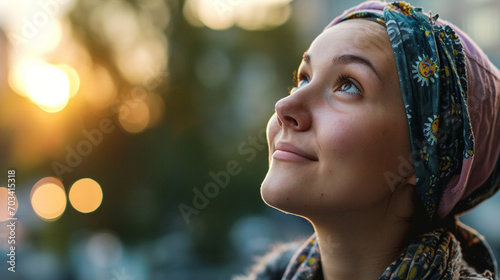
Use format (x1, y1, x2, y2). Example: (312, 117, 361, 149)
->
(273, 142, 318, 162)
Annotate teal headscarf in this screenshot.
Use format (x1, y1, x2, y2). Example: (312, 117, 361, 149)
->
(333, 1, 475, 222)
(282, 1, 500, 279)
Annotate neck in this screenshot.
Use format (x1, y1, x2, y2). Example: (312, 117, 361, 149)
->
(310, 204, 411, 280)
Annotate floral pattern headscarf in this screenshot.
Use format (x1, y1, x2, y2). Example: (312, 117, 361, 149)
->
(325, 1, 500, 222)
(283, 1, 500, 279)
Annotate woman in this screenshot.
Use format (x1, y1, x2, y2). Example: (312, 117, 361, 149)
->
(236, 1, 500, 280)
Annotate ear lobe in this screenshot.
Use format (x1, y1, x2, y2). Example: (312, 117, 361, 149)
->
(402, 171, 416, 187)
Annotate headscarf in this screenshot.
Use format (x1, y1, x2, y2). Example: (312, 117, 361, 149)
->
(325, 0, 500, 226)
(282, 1, 500, 279)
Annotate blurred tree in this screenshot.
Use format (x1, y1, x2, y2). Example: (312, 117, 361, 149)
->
(62, 0, 306, 266)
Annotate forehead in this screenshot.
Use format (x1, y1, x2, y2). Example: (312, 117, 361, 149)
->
(306, 19, 395, 79)
(313, 19, 391, 54)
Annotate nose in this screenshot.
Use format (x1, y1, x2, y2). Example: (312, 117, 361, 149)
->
(274, 93, 312, 131)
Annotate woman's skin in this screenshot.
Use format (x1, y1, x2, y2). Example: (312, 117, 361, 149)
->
(261, 19, 418, 280)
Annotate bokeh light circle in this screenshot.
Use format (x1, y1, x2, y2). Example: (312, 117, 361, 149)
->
(69, 178, 103, 214)
(183, 0, 293, 30)
(118, 100, 150, 133)
(86, 232, 123, 268)
(30, 177, 67, 221)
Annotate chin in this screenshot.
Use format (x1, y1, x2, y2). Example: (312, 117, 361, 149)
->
(261, 171, 291, 209)
(260, 170, 314, 216)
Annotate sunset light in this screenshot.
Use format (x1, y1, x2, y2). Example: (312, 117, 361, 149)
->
(9, 60, 79, 113)
(25, 63, 70, 113)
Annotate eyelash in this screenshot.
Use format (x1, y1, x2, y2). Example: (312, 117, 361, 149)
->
(335, 74, 360, 93)
(336, 74, 350, 87)
(292, 70, 306, 87)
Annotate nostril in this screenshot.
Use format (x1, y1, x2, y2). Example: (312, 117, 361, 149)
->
(285, 116, 299, 126)
(274, 95, 309, 130)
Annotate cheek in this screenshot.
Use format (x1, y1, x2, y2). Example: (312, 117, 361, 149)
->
(322, 128, 381, 208)
(320, 116, 385, 161)
(319, 110, 410, 194)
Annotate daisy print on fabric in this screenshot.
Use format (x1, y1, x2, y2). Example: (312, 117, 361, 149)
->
(424, 115, 440, 145)
(412, 55, 438, 86)
(386, 20, 403, 49)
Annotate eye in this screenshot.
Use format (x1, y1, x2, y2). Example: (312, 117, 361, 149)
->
(336, 75, 361, 95)
(339, 82, 360, 94)
(298, 79, 309, 88)
(291, 73, 309, 94)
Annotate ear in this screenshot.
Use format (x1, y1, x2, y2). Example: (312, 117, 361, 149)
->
(402, 171, 416, 187)
(390, 171, 417, 219)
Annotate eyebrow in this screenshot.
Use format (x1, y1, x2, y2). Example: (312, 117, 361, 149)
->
(302, 52, 382, 81)
(303, 52, 311, 63)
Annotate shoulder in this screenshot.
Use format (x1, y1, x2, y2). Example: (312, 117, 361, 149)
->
(233, 241, 302, 280)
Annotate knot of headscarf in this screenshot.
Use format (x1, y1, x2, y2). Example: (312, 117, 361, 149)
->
(282, 222, 496, 280)
(325, 1, 500, 221)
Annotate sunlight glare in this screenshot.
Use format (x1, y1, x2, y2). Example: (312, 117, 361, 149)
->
(9, 59, 37, 97)
(24, 63, 70, 112)
(59, 64, 80, 97)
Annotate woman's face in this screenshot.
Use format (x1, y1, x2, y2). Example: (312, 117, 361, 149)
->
(261, 19, 413, 218)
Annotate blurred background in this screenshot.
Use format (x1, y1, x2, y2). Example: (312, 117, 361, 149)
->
(0, 0, 499, 279)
